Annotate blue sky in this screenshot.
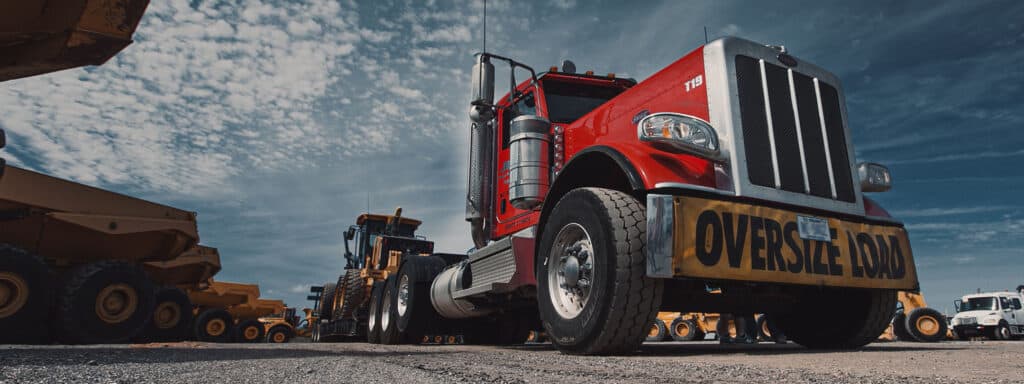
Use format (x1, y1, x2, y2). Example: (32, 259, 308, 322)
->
(1, 0, 1021, 313)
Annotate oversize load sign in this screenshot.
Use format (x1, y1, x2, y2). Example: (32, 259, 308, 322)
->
(674, 196, 918, 290)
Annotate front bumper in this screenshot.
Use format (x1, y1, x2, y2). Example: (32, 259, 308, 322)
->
(953, 324, 991, 337)
(645, 193, 919, 290)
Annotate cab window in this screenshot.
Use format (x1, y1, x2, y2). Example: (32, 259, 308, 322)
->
(1012, 298, 1022, 310)
(1000, 297, 1010, 310)
(542, 80, 626, 124)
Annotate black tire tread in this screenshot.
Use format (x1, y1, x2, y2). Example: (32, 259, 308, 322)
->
(57, 261, 155, 344)
(0, 244, 53, 344)
(318, 282, 337, 322)
(670, 317, 699, 341)
(335, 270, 365, 320)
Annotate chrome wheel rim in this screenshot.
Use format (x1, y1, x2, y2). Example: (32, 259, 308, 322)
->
(547, 223, 595, 319)
(368, 295, 378, 331)
(397, 275, 410, 317)
(381, 289, 392, 331)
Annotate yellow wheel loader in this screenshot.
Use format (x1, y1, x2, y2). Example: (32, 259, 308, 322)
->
(879, 291, 949, 342)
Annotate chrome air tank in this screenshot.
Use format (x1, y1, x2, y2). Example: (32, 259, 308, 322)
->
(508, 115, 551, 210)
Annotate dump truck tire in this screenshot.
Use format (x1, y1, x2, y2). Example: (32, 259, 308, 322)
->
(56, 261, 155, 344)
(646, 320, 668, 342)
(537, 188, 663, 355)
(367, 281, 385, 344)
(670, 318, 701, 341)
(892, 312, 915, 341)
(334, 269, 365, 321)
(905, 307, 947, 343)
(0, 245, 53, 344)
(378, 275, 403, 345)
(237, 319, 265, 343)
(194, 308, 235, 343)
(267, 325, 293, 343)
(135, 287, 193, 342)
(318, 282, 337, 322)
(395, 256, 448, 343)
(777, 288, 895, 349)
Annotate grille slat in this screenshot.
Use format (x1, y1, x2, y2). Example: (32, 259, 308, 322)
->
(734, 55, 856, 203)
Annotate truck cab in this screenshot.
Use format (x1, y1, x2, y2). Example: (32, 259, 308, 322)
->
(952, 289, 1024, 340)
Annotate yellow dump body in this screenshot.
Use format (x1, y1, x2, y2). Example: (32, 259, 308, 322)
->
(0, 165, 199, 266)
(143, 245, 222, 290)
(0, 0, 150, 82)
(188, 280, 260, 309)
(231, 299, 285, 320)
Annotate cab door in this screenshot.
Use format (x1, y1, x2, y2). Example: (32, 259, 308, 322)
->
(493, 88, 547, 237)
(1011, 296, 1024, 332)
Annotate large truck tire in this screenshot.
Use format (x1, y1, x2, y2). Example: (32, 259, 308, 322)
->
(236, 319, 265, 343)
(378, 275, 403, 344)
(334, 269, 365, 321)
(267, 325, 293, 343)
(366, 281, 385, 344)
(776, 288, 895, 349)
(395, 256, 448, 343)
(193, 308, 235, 343)
(670, 318, 701, 341)
(891, 312, 915, 341)
(56, 261, 155, 344)
(135, 287, 193, 342)
(0, 245, 53, 344)
(537, 187, 664, 355)
(646, 320, 668, 342)
(318, 282, 337, 322)
(905, 307, 947, 343)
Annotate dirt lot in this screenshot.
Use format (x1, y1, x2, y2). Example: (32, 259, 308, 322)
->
(1, 340, 1021, 384)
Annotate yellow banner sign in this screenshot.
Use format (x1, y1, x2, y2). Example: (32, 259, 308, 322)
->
(673, 196, 918, 290)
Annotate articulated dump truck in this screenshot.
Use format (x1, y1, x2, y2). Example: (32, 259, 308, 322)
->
(317, 36, 921, 355)
(187, 280, 297, 343)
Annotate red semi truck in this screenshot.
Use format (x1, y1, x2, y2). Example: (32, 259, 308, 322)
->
(363, 36, 919, 355)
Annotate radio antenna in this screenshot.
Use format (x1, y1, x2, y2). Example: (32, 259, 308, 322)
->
(704, 26, 709, 44)
(482, 0, 487, 53)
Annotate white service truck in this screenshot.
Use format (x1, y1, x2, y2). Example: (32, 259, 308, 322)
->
(950, 286, 1024, 340)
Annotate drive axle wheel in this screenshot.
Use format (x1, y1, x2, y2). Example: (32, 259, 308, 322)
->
(194, 308, 235, 342)
(775, 288, 895, 349)
(267, 326, 293, 343)
(537, 188, 663, 355)
(0, 246, 53, 344)
(378, 275, 402, 345)
(670, 318, 700, 341)
(57, 261, 155, 344)
(237, 319, 265, 343)
(905, 307, 947, 343)
(367, 281, 385, 343)
(646, 320, 668, 342)
(135, 287, 193, 342)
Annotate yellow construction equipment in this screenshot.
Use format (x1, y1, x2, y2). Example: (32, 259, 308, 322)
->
(880, 291, 949, 342)
(187, 280, 291, 343)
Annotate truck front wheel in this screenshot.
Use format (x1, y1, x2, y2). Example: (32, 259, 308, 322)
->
(0, 245, 52, 344)
(57, 261, 155, 344)
(537, 187, 663, 355)
(775, 288, 895, 349)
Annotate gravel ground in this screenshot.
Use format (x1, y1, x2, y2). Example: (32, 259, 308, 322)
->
(1, 339, 1022, 384)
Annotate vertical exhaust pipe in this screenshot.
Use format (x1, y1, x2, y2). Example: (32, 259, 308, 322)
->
(466, 54, 495, 249)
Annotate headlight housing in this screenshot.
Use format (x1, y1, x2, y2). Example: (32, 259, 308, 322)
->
(857, 162, 892, 192)
(637, 112, 720, 160)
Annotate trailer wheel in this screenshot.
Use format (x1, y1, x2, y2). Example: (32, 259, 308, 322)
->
(395, 256, 448, 343)
(378, 275, 402, 344)
(193, 308, 235, 343)
(776, 288, 895, 349)
(645, 320, 668, 342)
(670, 318, 700, 341)
(267, 325, 293, 343)
(56, 261, 155, 344)
(318, 282, 337, 323)
(0, 245, 53, 344)
(333, 269, 365, 321)
(537, 187, 663, 355)
(366, 281, 385, 343)
(891, 312, 915, 341)
(237, 319, 265, 343)
(135, 287, 193, 342)
(905, 307, 947, 343)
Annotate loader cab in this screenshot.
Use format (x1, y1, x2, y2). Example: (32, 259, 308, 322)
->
(343, 213, 423, 269)
(492, 71, 634, 236)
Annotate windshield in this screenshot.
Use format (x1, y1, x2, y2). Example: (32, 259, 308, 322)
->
(960, 297, 998, 312)
(542, 80, 625, 123)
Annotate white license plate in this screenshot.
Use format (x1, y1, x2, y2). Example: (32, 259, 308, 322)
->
(797, 215, 831, 241)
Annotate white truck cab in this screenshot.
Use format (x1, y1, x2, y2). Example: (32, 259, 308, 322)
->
(951, 287, 1024, 340)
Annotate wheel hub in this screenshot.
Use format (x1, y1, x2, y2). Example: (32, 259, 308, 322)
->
(916, 316, 939, 336)
(153, 302, 181, 329)
(273, 332, 285, 343)
(244, 326, 259, 340)
(95, 283, 138, 324)
(0, 272, 29, 319)
(207, 319, 226, 336)
(676, 322, 690, 336)
(547, 223, 595, 319)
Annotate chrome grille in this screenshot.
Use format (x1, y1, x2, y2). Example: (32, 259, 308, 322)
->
(734, 55, 855, 202)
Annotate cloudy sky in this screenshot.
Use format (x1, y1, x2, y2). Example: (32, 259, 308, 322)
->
(1, 0, 1021, 313)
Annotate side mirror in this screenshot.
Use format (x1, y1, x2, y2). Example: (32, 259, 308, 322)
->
(344, 228, 355, 241)
(0, 129, 6, 149)
(954, 300, 961, 312)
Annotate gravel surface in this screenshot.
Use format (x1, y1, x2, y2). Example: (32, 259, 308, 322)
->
(1, 340, 1021, 384)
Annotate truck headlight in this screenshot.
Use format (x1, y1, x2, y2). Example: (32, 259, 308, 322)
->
(857, 162, 892, 192)
(638, 112, 720, 159)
